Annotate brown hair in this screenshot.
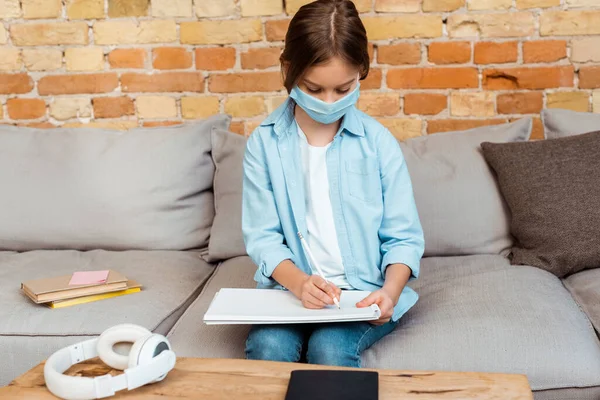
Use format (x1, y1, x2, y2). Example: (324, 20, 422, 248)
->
(280, 0, 370, 93)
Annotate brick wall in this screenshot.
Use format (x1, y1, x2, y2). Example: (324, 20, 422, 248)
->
(1, 0, 599, 139)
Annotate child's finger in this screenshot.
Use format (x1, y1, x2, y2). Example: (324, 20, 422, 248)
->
(305, 291, 328, 308)
(309, 283, 334, 304)
(357, 291, 380, 307)
(311, 276, 337, 300)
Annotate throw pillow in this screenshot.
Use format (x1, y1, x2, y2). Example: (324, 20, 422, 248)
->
(206, 128, 248, 262)
(0, 114, 230, 252)
(481, 130, 600, 277)
(400, 118, 532, 257)
(541, 109, 600, 139)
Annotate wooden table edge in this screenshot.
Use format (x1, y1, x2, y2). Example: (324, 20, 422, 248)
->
(0, 357, 534, 400)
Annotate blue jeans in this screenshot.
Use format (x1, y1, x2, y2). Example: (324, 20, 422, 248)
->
(245, 321, 399, 368)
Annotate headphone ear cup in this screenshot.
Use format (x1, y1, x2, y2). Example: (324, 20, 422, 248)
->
(128, 334, 151, 369)
(128, 334, 173, 383)
(97, 324, 152, 370)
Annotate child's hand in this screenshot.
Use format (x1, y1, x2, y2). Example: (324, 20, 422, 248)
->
(299, 275, 342, 309)
(356, 289, 396, 325)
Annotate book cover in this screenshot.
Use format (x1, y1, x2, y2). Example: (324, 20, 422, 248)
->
(47, 280, 142, 309)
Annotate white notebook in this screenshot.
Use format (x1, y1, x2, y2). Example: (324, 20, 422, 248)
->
(203, 288, 381, 325)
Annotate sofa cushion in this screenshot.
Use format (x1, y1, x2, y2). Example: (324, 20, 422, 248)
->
(0, 114, 230, 252)
(399, 118, 531, 257)
(0, 249, 216, 385)
(168, 255, 600, 393)
(167, 256, 255, 359)
(205, 128, 248, 262)
(563, 268, 600, 334)
(542, 108, 600, 139)
(481, 131, 600, 278)
(0, 250, 214, 336)
(363, 255, 600, 392)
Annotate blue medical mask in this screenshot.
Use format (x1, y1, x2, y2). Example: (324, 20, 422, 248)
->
(289, 81, 360, 125)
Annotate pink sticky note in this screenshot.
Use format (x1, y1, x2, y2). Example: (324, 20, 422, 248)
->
(69, 270, 109, 286)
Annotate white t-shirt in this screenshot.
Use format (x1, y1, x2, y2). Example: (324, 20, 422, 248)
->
(297, 122, 352, 289)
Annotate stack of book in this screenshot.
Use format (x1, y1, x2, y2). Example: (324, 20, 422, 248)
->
(21, 270, 141, 309)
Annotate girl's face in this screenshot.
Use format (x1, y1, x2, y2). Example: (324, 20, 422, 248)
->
(297, 56, 360, 104)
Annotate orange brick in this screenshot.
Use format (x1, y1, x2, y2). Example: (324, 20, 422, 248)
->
(143, 121, 183, 127)
(428, 42, 471, 64)
(229, 121, 245, 135)
(530, 117, 544, 140)
(93, 97, 135, 118)
(209, 72, 282, 93)
(497, 92, 543, 114)
(483, 66, 574, 89)
(195, 48, 236, 71)
(474, 42, 518, 64)
(579, 66, 600, 89)
(108, 49, 146, 69)
(523, 40, 566, 63)
(388, 68, 478, 89)
(508, 117, 543, 140)
(121, 72, 205, 93)
(7, 98, 46, 120)
(427, 119, 507, 134)
(368, 43, 375, 63)
(241, 47, 281, 70)
(0, 73, 34, 94)
(265, 19, 290, 42)
(404, 93, 447, 115)
(38, 73, 118, 95)
(153, 47, 193, 70)
(362, 68, 382, 90)
(377, 43, 421, 65)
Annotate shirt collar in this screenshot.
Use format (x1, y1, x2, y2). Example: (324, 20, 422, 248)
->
(260, 97, 365, 138)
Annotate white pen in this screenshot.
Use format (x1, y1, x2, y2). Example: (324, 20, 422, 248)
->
(297, 231, 341, 309)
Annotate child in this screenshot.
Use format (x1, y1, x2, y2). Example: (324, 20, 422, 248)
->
(241, 0, 425, 367)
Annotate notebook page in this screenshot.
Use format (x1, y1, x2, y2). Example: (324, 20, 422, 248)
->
(203, 288, 381, 325)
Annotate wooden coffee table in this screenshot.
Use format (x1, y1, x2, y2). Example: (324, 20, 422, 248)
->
(0, 357, 533, 399)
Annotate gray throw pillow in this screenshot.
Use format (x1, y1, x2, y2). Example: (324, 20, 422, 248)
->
(400, 118, 532, 257)
(542, 109, 600, 139)
(481, 131, 600, 277)
(205, 128, 248, 262)
(0, 114, 230, 251)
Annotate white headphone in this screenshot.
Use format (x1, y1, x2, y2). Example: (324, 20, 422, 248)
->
(44, 323, 176, 400)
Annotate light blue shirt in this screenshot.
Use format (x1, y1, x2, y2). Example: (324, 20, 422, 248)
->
(242, 98, 425, 322)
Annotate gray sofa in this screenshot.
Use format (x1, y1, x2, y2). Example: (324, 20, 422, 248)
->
(1, 109, 599, 400)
